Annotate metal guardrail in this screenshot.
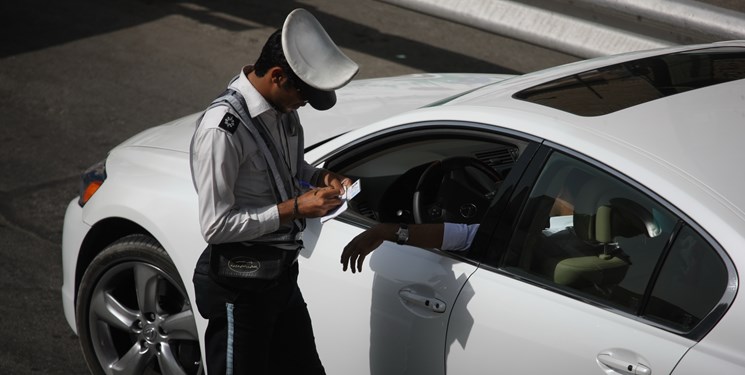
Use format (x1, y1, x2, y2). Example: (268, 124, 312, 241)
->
(379, 0, 745, 57)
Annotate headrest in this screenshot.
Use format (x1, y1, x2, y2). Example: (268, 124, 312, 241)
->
(596, 198, 662, 242)
(573, 179, 607, 242)
(573, 179, 661, 243)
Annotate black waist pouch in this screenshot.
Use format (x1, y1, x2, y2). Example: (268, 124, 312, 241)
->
(209, 242, 299, 283)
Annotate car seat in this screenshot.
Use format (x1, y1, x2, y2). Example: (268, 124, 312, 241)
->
(551, 180, 661, 291)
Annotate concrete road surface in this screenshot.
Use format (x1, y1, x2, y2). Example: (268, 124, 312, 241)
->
(1, 0, 738, 373)
(0, 1, 574, 373)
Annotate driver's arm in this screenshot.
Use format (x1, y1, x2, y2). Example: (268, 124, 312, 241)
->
(341, 222, 479, 273)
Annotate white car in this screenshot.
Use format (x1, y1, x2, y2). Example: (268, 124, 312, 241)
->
(62, 41, 745, 375)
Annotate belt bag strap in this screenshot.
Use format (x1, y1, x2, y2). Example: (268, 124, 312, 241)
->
(223, 91, 291, 202)
(223, 91, 306, 233)
(194, 80, 305, 235)
(223, 89, 305, 235)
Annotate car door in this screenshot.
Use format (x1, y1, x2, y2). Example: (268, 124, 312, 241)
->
(445, 148, 736, 374)
(302, 218, 479, 375)
(299, 122, 537, 375)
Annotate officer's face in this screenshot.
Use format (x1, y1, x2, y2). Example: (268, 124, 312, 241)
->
(271, 72, 308, 113)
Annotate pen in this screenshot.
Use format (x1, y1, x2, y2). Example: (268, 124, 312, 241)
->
(299, 180, 316, 190)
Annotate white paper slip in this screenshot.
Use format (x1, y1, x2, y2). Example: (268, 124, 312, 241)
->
(321, 201, 347, 223)
(320, 179, 361, 223)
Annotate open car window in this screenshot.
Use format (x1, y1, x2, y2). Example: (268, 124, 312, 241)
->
(322, 124, 530, 227)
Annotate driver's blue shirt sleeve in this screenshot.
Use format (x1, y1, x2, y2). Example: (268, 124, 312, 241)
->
(442, 223, 480, 251)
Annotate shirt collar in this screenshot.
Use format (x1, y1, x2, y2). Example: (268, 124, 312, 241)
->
(230, 65, 276, 118)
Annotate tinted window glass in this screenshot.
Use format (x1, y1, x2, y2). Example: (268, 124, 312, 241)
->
(645, 226, 728, 331)
(504, 153, 678, 313)
(514, 47, 745, 116)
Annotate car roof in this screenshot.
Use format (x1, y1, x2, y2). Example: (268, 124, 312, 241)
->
(405, 41, 745, 221)
(456, 40, 745, 104)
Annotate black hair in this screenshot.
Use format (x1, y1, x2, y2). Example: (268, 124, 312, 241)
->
(254, 29, 303, 89)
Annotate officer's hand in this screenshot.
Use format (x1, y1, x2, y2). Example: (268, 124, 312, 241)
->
(322, 171, 352, 192)
(340, 224, 392, 273)
(296, 187, 343, 218)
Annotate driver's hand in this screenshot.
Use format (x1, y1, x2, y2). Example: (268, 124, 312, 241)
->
(341, 224, 394, 273)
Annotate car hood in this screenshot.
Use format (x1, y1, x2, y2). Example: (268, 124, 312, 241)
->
(116, 73, 513, 153)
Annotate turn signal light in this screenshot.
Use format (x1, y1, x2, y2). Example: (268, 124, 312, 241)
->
(78, 160, 107, 207)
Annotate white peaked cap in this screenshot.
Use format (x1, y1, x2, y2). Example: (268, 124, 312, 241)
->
(282, 8, 359, 110)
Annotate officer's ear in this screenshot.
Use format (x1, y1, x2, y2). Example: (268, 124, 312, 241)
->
(268, 67, 285, 86)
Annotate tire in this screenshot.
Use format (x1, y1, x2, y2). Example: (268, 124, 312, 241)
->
(75, 234, 202, 375)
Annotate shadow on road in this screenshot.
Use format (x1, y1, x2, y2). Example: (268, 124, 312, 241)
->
(1, 0, 515, 74)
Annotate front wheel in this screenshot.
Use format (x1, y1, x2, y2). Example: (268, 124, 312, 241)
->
(75, 234, 202, 375)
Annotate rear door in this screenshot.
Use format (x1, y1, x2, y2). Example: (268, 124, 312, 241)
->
(445, 148, 735, 374)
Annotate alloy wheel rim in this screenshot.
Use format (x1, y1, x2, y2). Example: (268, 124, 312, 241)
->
(87, 261, 201, 375)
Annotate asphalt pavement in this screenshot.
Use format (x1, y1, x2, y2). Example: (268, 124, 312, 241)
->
(1, 0, 740, 374)
(0, 0, 576, 373)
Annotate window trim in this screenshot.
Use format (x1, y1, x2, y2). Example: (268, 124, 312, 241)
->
(469, 143, 549, 264)
(314, 121, 541, 173)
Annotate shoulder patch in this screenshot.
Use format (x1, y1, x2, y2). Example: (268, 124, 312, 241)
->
(218, 113, 240, 134)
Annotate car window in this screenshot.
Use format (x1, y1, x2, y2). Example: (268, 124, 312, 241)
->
(325, 126, 528, 226)
(501, 151, 733, 335)
(644, 225, 729, 332)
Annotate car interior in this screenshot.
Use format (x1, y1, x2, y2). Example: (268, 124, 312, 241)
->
(502, 152, 733, 333)
(505, 153, 676, 311)
(323, 129, 528, 226)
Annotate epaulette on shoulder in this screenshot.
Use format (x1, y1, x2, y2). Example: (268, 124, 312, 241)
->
(218, 112, 240, 134)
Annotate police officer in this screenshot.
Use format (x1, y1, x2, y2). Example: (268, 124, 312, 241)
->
(190, 9, 358, 375)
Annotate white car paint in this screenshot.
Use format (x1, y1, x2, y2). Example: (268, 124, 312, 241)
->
(445, 266, 693, 374)
(301, 218, 480, 375)
(298, 73, 514, 146)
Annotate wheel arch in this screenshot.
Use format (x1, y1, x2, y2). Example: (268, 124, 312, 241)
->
(74, 218, 155, 303)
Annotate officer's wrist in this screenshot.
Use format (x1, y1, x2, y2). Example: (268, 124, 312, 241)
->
(293, 196, 300, 218)
(277, 199, 297, 223)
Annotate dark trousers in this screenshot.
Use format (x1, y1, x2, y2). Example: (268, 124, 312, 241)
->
(193, 248, 326, 375)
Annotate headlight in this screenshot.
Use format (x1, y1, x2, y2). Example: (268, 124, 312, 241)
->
(78, 159, 107, 207)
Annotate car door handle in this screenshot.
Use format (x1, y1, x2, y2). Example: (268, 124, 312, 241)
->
(399, 289, 447, 313)
(597, 353, 651, 375)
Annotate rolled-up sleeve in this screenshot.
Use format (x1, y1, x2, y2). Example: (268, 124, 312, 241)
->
(442, 223, 480, 251)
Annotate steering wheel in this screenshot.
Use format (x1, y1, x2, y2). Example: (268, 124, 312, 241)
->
(413, 156, 502, 224)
